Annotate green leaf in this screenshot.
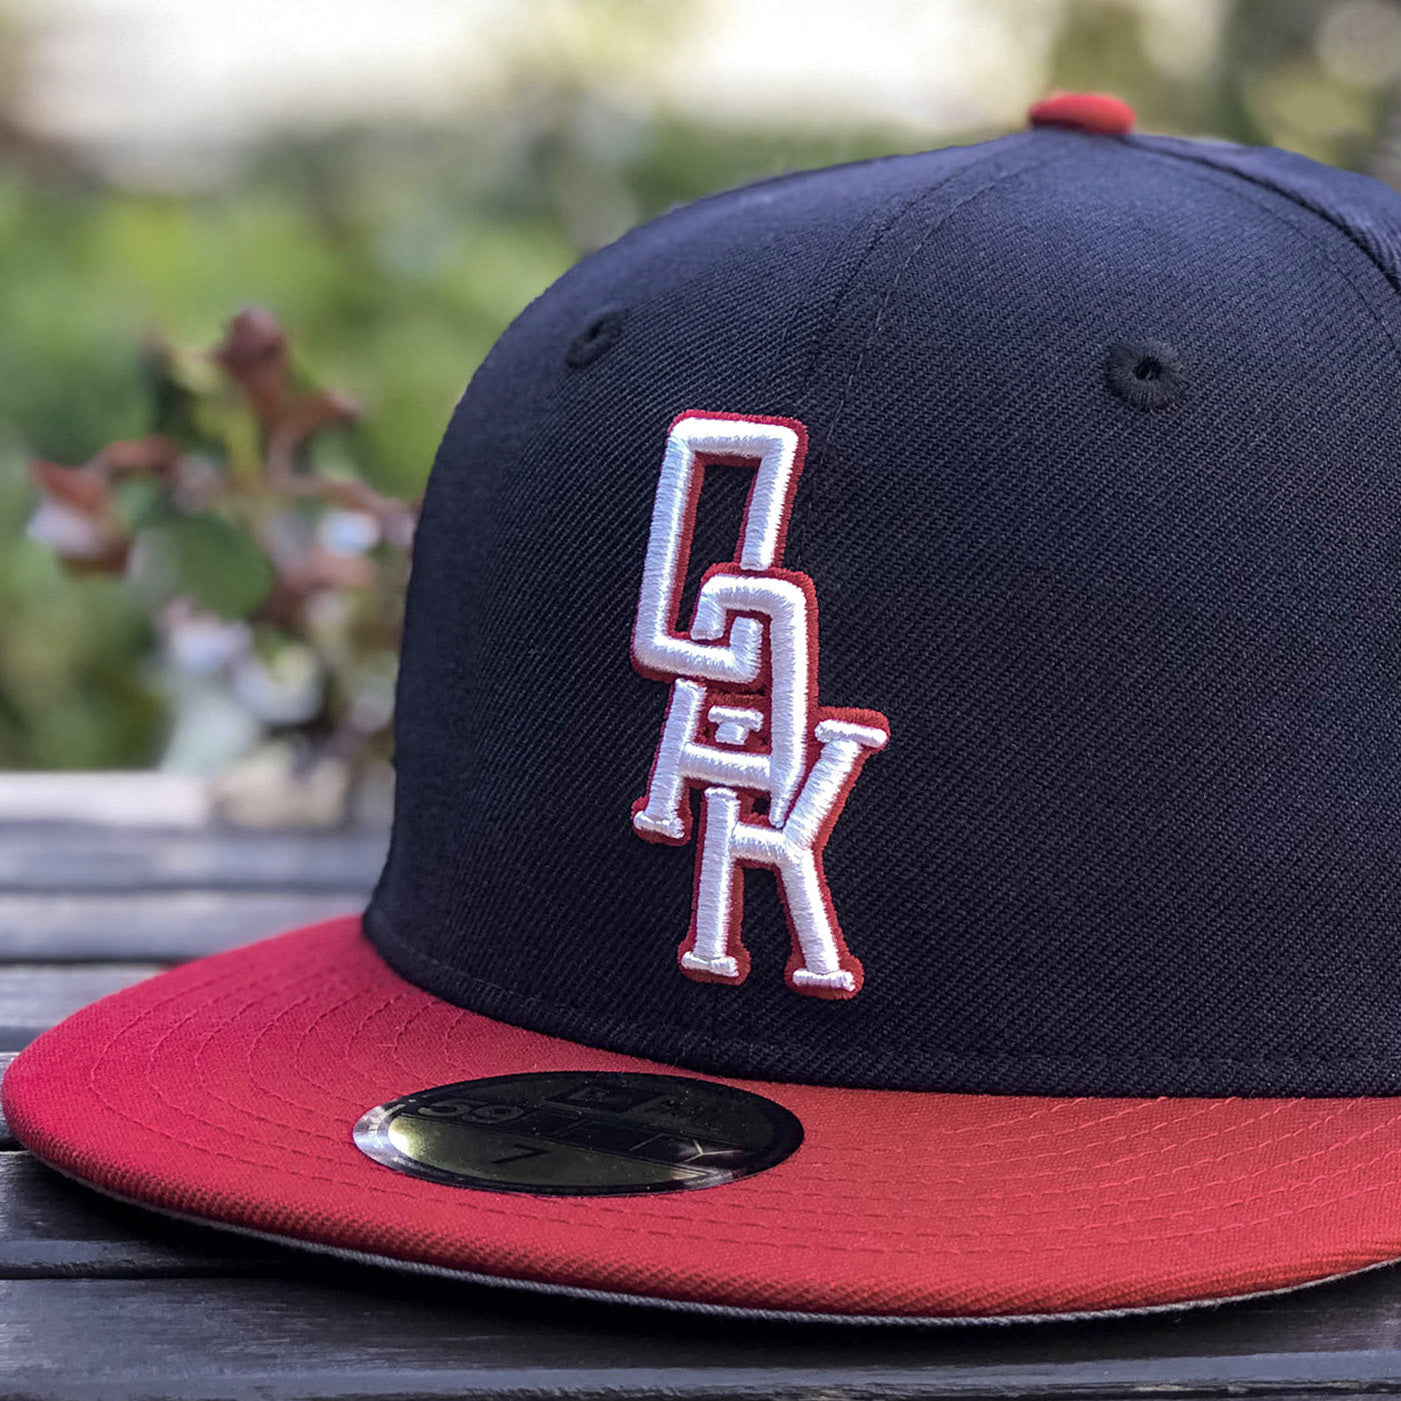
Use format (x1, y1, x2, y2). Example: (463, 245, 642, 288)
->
(110, 476, 164, 532)
(133, 514, 272, 619)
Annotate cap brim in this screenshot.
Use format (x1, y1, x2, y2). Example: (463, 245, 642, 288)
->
(7, 916, 1401, 1322)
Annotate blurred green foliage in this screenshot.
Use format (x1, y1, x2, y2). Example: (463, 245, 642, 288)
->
(1, 0, 1398, 770)
(0, 95, 918, 770)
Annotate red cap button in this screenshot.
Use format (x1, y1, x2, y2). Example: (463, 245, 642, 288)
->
(1028, 92, 1135, 136)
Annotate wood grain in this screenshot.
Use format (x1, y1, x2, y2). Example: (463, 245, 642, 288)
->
(0, 964, 161, 1049)
(0, 890, 364, 962)
(0, 1154, 280, 1277)
(0, 824, 386, 892)
(0, 1052, 15, 1148)
(4, 1269, 1401, 1400)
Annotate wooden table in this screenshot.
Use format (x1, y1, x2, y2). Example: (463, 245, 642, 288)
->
(5, 792, 1401, 1399)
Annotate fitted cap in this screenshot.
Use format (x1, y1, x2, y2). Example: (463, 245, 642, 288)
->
(12, 97, 1401, 1322)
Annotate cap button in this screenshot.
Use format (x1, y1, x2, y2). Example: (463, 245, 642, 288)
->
(1028, 92, 1135, 136)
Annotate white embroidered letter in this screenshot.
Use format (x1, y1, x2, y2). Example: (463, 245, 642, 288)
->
(630, 411, 889, 999)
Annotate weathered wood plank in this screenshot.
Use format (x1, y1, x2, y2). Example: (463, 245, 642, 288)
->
(4, 1270, 1401, 1401)
(0, 891, 363, 962)
(0, 773, 211, 827)
(0, 1052, 15, 1148)
(0, 824, 387, 893)
(0, 1155, 279, 1277)
(0, 965, 160, 1050)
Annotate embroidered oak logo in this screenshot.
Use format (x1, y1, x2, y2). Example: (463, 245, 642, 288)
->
(631, 412, 889, 1000)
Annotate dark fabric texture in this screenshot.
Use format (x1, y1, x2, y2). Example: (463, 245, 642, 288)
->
(367, 128, 1401, 1096)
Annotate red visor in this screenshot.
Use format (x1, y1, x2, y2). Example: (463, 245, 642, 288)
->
(7, 916, 1401, 1320)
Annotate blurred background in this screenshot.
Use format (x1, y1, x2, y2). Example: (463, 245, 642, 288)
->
(2, 0, 1399, 823)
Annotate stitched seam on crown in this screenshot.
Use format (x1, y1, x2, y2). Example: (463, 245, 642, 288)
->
(1135, 146, 1401, 366)
(787, 139, 1067, 571)
(818, 147, 1086, 461)
(1136, 138, 1401, 295)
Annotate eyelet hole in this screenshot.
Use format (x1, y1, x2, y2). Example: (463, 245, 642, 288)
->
(1105, 341, 1184, 411)
(565, 310, 624, 369)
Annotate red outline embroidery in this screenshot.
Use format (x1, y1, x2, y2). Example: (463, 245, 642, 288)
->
(631, 411, 889, 1001)
(629, 410, 809, 683)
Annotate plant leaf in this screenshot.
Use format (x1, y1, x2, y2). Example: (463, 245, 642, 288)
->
(134, 514, 273, 620)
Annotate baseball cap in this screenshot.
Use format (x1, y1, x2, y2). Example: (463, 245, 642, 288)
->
(11, 91, 1401, 1323)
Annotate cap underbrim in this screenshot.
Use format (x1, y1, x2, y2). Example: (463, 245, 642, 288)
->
(7, 916, 1401, 1322)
